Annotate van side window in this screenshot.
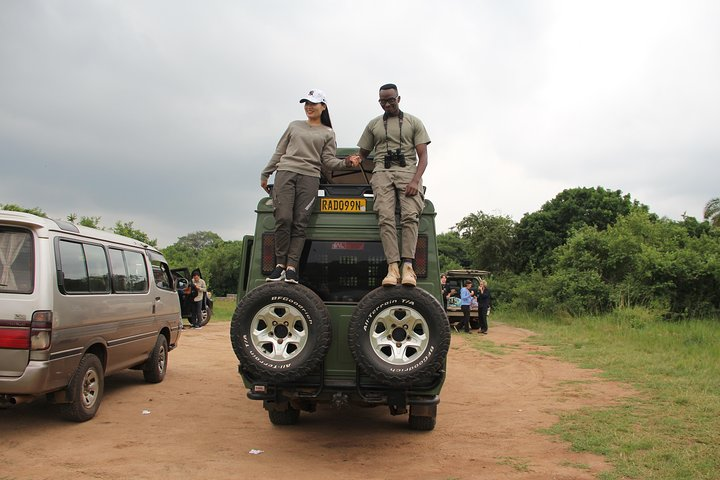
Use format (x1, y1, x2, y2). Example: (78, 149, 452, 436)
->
(0, 228, 34, 294)
(151, 260, 173, 290)
(58, 240, 110, 294)
(109, 248, 148, 293)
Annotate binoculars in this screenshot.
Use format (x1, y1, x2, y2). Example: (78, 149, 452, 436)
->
(384, 149, 406, 169)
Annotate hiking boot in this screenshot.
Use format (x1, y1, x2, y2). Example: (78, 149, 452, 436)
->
(382, 263, 401, 286)
(284, 268, 299, 284)
(266, 265, 285, 282)
(401, 263, 417, 287)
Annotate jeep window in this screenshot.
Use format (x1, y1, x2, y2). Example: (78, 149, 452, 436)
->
(0, 227, 34, 294)
(300, 240, 386, 302)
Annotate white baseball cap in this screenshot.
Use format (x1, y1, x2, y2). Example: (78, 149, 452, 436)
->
(299, 89, 327, 104)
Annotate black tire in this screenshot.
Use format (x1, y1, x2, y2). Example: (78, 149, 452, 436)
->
(60, 353, 104, 422)
(143, 335, 169, 383)
(409, 414, 436, 431)
(230, 282, 332, 383)
(408, 404, 437, 431)
(348, 286, 450, 386)
(197, 305, 212, 327)
(268, 405, 300, 425)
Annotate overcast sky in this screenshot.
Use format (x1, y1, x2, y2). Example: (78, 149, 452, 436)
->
(2, 0, 719, 247)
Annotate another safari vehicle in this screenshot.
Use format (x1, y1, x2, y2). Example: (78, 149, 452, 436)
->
(172, 267, 213, 327)
(231, 149, 450, 431)
(0, 211, 182, 421)
(443, 269, 490, 330)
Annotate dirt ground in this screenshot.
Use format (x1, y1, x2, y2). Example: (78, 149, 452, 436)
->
(1, 321, 634, 480)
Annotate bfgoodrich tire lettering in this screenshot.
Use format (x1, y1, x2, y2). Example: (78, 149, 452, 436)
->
(231, 282, 331, 382)
(348, 286, 450, 385)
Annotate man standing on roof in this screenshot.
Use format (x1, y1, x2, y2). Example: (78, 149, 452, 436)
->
(349, 83, 430, 287)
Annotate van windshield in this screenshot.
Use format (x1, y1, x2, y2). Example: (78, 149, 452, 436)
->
(0, 228, 34, 294)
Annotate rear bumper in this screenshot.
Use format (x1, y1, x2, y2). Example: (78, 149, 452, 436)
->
(0, 360, 59, 396)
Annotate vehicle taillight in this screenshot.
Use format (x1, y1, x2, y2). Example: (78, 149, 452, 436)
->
(262, 233, 275, 275)
(415, 235, 428, 277)
(0, 324, 30, 349)
(30, 311, 53, 350)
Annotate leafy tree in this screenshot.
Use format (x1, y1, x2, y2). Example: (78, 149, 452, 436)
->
(513, 187, 645, 273)
(201, 240, 244, 296)
(67, 213, 102, 229)
(175, 231, 223, 251)
(1, 203, 46, 217)
(437, 231, 471, 272)
(704, 197, 720, 227)
(112, 221, 157, 247)
(454, 211, 516, 273)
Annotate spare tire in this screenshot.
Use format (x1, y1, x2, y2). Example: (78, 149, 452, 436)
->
(231, 282, 331, 383)
(348, 286, 450, 386)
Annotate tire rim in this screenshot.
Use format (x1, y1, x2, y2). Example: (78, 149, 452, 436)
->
(81, 368, 100, 408)
(251, 302, 309, 361)
(157, 344, 167, 374)
(368, 305, 429, 365)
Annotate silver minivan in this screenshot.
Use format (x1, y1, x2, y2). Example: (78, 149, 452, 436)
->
(0, 210, 182, 421)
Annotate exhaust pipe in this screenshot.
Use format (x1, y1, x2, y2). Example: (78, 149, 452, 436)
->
(0, 394, 35, 406)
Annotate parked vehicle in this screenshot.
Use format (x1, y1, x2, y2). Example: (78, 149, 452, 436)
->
(442, 269, 490, 330)
(171, 268, 213, 327)
(231, 148, 450, 430)
(0, 211, 182, 421)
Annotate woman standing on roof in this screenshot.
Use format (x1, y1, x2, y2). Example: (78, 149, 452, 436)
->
(260, 89, 358, 285)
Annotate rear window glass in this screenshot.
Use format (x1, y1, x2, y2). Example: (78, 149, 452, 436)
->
(301, 240, 385, 302)
(0, 228, 34, 294)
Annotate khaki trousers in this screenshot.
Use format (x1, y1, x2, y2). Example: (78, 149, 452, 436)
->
(370, 170, 425, 264)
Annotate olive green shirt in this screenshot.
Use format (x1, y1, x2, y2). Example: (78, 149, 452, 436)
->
(261, 120, 346, 180)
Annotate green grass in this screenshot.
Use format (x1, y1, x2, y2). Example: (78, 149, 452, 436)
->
(210, 296, 235, 322)
(498, 308, 720, 480)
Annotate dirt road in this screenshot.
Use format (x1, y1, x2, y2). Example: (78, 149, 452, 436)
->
(1, 322, 632, 480)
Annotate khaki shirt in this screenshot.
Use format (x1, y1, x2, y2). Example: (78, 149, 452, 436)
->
(357, 112, 431, 172)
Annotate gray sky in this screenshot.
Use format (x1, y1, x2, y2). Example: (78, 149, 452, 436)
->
(2, 0, 719, 247)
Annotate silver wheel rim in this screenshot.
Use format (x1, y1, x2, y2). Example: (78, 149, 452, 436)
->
(157, 344, 166, 374)
(251, 302, 309, 361)
(81, 368, 100, 408)
(369, 305, 429, 365)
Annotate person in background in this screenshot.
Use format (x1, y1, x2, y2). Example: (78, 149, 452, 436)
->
(459, 280, 475, 333)
(477, 279, 492, 334)
(348, 83, 430, 287)
(440, 274, 448, 307)
(190, 270, 207, 329)
(261, 89, 357, 285)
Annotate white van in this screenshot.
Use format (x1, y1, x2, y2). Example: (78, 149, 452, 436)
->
(0, 210, 182, 421)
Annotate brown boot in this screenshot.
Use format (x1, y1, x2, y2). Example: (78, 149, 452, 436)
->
(401, 263, 417, 287)
(382, 263, 401, 286)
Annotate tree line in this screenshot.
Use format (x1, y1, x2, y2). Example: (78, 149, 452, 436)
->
(4, 190, 720, 316)
(439, 188, 720, 319)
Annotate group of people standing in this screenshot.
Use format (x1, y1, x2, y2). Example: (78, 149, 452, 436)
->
(441, 274, 491, 334)
(260, 83, 430, 288)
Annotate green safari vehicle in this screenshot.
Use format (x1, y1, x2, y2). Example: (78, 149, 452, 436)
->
(231, 149, 450, 430)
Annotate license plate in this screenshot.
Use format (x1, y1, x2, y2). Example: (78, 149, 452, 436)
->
(320, 198, 367, 212)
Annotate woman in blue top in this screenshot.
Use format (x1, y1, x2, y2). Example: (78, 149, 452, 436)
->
(460, 280, 475, 333)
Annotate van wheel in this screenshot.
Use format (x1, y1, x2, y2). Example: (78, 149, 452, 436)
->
(231, 282, 331, 382)
(143, 335, 168, 383)
(348, 287, 450, 386)
(60, 353, 104, 422)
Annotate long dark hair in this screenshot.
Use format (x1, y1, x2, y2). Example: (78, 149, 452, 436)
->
(321, 105, 333, 128)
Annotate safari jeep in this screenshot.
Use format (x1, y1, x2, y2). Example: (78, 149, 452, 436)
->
(231, 149, 450, 430)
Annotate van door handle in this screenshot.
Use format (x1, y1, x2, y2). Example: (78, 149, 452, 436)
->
(155, 297, 161, 301)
